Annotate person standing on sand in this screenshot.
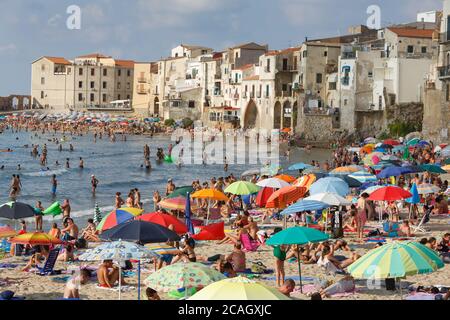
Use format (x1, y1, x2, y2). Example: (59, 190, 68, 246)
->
(134, 188, 142, 209)
(356, 193, 369, 240)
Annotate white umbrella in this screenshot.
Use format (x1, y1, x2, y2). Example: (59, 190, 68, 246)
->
(256, 178, 290, 189)
(305, 192, 351, 206)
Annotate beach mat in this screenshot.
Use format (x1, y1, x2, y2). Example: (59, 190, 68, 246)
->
(0, 263, 18, 269)
(96, 285, 135, 292)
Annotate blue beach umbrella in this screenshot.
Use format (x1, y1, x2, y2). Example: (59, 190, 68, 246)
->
(405, 184, 420, 204)
(377, 166, 411, 179)
(281, 200, 330, 216)
(288, 163, 313, 171)
(349, 171, 378, 183)
(309, 177, 350, 197)
(185, 193, 195, 235)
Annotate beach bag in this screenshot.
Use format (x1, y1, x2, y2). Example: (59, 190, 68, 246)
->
(251, 261, 267, 274)
(75, 238, 87, 249)
(368, 229, 381, 237)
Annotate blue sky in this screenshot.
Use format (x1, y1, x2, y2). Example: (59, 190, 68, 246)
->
(0, 0, 442, 95)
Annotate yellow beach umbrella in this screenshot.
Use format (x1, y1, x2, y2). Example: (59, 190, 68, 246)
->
(188, 276, 291, 300)
(191, 189, 229, 201)
(442, 164, 450, 172)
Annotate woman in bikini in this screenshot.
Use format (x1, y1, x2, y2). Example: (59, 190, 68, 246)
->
(273, 245, 288, 287)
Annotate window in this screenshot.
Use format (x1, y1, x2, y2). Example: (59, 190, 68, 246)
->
(342, 66, 350, 86)
(103, 69, 107, 76)
(78, 93, 83, 102)
(90, 93, 95, 102)
(127, 70, 131, 77)
(446, 84, 450, 101)
(407, 45, 414, 54)
(103, 81, 107, 89)
(368, 71, 373, 78)
(316, 73, 323, 84)
(266, 59, 271, 72)
(78, 81, 83, 89)
(102, 94, 107, 102)
(127, 82, 131, 90)
(188, 100, 195, 108)
(266, 85, 270, 97)
(79, 68, 83, 76)
(324, 51, 328, 57)
(117, 82, 121, 90)
(67, 67, 71, 75)
(91, 68, 95, 76)
(41, 65, 46, 72)
(282, 84, 288, 91)
(41, 77, 45, 85)
(90, 81, 95, 89)
(378, 95, 383, 108)
(40, 91, 44, 99)
(127, 95, 130, 100)
(421, 46, 427, 53)
(118, 69, 122, 77)
(329, 82, 337, 90)
(235, 52, 239, 59)
(344, 99, 348, 106)
(303, 50, 307, 58)
(118, 94, 121, 100)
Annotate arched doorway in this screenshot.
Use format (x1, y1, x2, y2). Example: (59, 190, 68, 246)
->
(273, 101, 281, 129)
(292, 101, 298, 132)
(282, 101, 292, 129)
(12, 97, 19, 110)
(23, 97, 30, 109)
(154, 97, 160, 116)
(243, 100, 259, 129)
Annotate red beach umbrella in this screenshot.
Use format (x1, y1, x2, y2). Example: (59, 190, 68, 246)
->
(136, 212, 188, 234)
(368, 186, 412, 201)
(256, 187, 275, 207)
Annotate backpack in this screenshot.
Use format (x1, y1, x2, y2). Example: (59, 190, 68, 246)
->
(251, 261, 267, 274)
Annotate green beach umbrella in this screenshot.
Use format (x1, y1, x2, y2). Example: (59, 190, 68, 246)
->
(224, 181, 261, 195)
(407, 138, 420, 146)
(266, 226, 329, 293)
(348, 241, 444, 298)
(167, 186, 195, 199)
(419, 164, 447, 174)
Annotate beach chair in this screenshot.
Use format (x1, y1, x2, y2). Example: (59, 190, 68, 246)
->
(37, 247, 60, 276)
(412, 212, 431, 234)
(240, 234, 260, 252)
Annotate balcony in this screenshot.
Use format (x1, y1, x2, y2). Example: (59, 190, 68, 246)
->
(279, 65, 297, 72)
(137, 77, 147, 83)
(341, 52, 356, 59)
(438, 65, 450, 79)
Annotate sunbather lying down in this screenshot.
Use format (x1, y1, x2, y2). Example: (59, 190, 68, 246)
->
(307, 276, 356, 299)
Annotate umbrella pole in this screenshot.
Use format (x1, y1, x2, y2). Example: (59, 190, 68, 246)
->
(206, 200, 210, 225)
(119, 264, 122, 301)
(138, 260, 141, 301)
(297, 246, 303, 294)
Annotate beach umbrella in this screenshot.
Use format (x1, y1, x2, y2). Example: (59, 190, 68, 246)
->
(293, 174, 317, 190)
(136, 212, 188, 235)
(100, 220, 180, 244)
(0, 202, 36, 220)
(191, 189, 229, 224)
(185, 193, 195, 235)
(303, 167, 326, 175)
(364, 137, 378, 144)
(79, 240, 158, 300)
(261, 164, 282, 176)
(224, 181, 260, 195)
(267, 226, 329, 293)
(167, 186, 195, 199)
(0, 226, 17, 239)
(392, 145, 406, 153)
(405, 184, 420, 204)
(281, 200, 330, 216)
(407, 138, 421, 146)
(144, 262, 226, 298)
(360, 144, 375, 154)
(442, 164, 450, 172)
(288, 163, 313, 171)
(255, 187, 275, 207)
(274, 174, 296, 183)
(361, 185, 388, 195)
(265, 186, 307, 209)
(368, 186, 412, 201)
(419, 164, 447, 174)
(158, 197, 198, 211)
(241, 169, 261, 177)
(9, 232, 62, 246)
(309, 177, 350, 197)
(416, 184, 440, 195)
(96, 208, 143, 232)
(384, 139, 400, 146)
(93, 203, 102, 225)
(256, 178, 290, 189)
(400, 165, 423, 173)
(188, 276, 291, 301)
(349, 171, 377, 183)
(339, 176, 362, 188)
(330, 166, 360, 176)
(191, 222, 225, 241)
(442, 146, 450, 157)
(377, 166, 411, 179)
(348, 242, 444, 298)
(305, 192, 352, 206)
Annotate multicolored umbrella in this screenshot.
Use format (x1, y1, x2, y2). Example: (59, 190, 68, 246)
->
(257, 178, 290, 189)
(368, 186, 412, 201)
(416, 184, 440, 195)
(9, 232, 62, 246)
(158, 197, 198, 211)
(293, 174, 317, 190)
(348, 241, 444, 279)
(224, 181, 260, 195)
(96, 208, 143, 232)
(188, 276, 291, 300)
(136, 212, 188, 234)
(309, 177, 350, 197)
(349, 171, 377, 183)
(363, 152, 384, 166)
(265, 186, 307, 209)
(144, 262, 226, 294)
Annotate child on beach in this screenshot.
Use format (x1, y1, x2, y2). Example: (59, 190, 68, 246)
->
(273, 245, 288, 287)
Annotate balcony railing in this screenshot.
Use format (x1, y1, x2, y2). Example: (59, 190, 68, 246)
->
(137, 77, 147, 83)
(279, 65, 297, 72)
(438, 65, 450, 78)
(341, 52, 356, 59)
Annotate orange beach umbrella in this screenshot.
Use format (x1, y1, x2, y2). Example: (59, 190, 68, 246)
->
(266, 186, 307, 209)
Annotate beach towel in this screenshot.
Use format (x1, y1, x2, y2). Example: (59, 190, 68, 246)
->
(0, 263, 18, 269)
(51, 276, 71, 283)
(239, 268, 274, 275)
(95, 284, 135, 292)
(240, 234, 260, 252)
(405, 292, 440, 300)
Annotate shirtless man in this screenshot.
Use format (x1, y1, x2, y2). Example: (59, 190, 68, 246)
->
(61, 218, 79, 241)
(61, 199, 71, 219)
(97, 260, 126, 288)
(9, 174, 20, 198)
(166, 179, 175, 196)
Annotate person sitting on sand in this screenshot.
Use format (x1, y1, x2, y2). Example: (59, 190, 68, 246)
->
(63, 269, 91, 299)
(22, 245, 50, 272)
(61, 218, 78, 241)
(243, 216, 259, 242)
(146, 287, 161, 300)
(279, 279, 296, 297)
(317, 245, 359, 273)
(172, 236, 196, 263)
(225, 243, 246, 272)
(57, 245, 75, 262)
(343, 208, 357, 232)
(398, 220, 414, 237)
(80, 219, 100, 242)
(333, 240, 352, 252)
(48, 223, 61, 239)
(222, 262, 237, 278)
(97, 260, 127, 288)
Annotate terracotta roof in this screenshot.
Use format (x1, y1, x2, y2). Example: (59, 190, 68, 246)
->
(387, 28, 434, 39)
(44, 56, 71, 65)
(243, 75, 260, 81)
(265, 47, 300, 56)
(77, 53, 112, 59)
(115, 59, 135, 68)
(235, 64, 254, 71)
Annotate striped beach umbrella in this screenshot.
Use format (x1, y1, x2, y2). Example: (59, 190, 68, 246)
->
(281, 200, 330, 215)
(274, 174, 296, 183)
(96, 208, 143, 232)
(348, 241, 444, 279)
(293, 174, 317, 190)
(266, 186, 307, 209)
(0, 225, 17, 239)
(9, 232, 62, 246)
(349, 171, 378, 183)
(416, 184, 440, 195)
(159, 197, 198, 211)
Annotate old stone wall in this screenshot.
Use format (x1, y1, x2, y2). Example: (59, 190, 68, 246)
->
(300, 114, 335, 142)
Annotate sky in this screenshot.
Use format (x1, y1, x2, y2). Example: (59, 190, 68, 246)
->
(0, 0, 443, 95)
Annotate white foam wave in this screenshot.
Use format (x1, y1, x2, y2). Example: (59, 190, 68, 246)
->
(24, 168, 68, 177)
